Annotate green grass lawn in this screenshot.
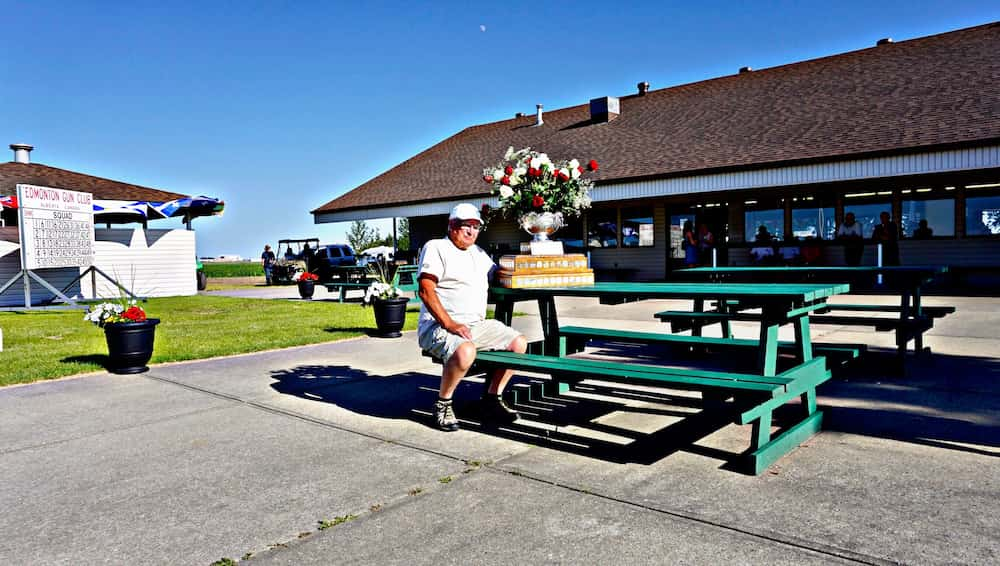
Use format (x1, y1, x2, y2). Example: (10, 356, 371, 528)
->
(0, 295, 418, 387)
(202, 262, 264, 277)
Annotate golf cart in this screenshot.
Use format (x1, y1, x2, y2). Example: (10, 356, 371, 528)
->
(273, 238, 320, 284)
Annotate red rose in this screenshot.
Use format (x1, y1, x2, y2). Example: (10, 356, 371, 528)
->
(483, 175, 493, 183)
(577, 166, 583, 173)
(501, 175, 511, 185)
(532, 195, 545, 208)
(504, 165, 513, 175)
(123, 306, 146, 322)
(587, 160, 599, 171)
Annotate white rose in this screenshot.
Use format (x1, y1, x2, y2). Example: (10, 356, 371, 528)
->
(499, 185, 514, 198)
(493, 168, 504, 179)
(504, 146, 515, 161)
(515, 166, 527, 176)
(529, 156, 542, 169)
(558, 167, 570, 178)
(568, 159, 579, 170)
(571, 167, 581, 179)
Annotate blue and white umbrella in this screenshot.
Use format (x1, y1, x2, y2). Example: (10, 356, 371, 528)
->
(152, 196, 225, 219)
(93, 200, 150, 222)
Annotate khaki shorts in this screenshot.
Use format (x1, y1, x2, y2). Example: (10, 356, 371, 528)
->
(418, 319, 522, 364)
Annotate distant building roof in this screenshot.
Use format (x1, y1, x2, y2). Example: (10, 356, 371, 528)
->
(314, 21, 1000, 216)
(0, 162, 185, 202)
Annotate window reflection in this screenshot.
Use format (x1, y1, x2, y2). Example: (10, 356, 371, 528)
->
(621, 208, 654, 247)
(791, 207, 835, 240)
(587, 210, 618, 248)
(744, 209, 783, 241)
(966, 195, 1000, 236)
(901, 198, 954, 237)
(841, 202, 890, 238)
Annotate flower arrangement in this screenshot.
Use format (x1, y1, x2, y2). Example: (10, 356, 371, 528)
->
(84, 300, 148, 327)
(297, 271, 319, 282)
(362, 258, 403, 305)
(483, 146, 597, 221)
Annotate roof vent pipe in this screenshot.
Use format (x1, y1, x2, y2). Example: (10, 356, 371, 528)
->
(10, 143, 33, 164)
(876, 37, 893, 46)
(535, 104, 544, 126)
(739, 66, 753, 73)
(515, 112, 524, 118)
(637, 81, 650, 95)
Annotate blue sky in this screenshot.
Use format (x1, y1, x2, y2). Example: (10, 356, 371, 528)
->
(2, 1, 998, 259)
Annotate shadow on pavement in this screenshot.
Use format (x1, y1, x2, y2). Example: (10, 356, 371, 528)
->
(267, 362, 802, 473)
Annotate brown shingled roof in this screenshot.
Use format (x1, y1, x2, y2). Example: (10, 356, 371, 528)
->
(0, 162, 186, 202)
(314, 21, 1000, 215)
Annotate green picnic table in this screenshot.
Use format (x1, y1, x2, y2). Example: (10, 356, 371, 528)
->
(673, 266, 953, 368)
(480, 281, 850, 474)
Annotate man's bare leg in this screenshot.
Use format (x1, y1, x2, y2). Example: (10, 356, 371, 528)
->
(439, 341, 477, 399)
(486, 335, 528, 395)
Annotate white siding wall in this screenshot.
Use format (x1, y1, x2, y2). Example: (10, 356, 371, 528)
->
(85, 228, 196, 299)
(0, 228, 196, 307)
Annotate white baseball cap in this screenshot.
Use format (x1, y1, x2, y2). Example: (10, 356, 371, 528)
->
(449, 203, 482, 223)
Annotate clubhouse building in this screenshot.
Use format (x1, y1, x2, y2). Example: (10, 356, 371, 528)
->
(313, 22, 1000, 281)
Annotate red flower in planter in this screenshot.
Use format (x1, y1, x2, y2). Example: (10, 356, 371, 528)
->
(587, 159, 599, 171)
(483, 175, 493, 183)
(123, 306, 146, 322)
(298, 272, 319, 281)
(504, 165, 513, 175)
(532, 195, 545, 208)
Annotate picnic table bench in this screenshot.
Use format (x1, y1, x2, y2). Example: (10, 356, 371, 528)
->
(673, 266, 953, 371)
(395, 264, 421, 304)
(322, 281, 369, 302)
(485, 281, 849, 474)
(322, 264, 421, 303)
(558, 326, 866, 368)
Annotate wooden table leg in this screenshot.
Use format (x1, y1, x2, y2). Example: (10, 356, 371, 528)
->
(757, 305, 781, 377)
(538, 296, 560, 356)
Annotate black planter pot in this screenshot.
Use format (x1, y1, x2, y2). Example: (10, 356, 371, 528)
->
(372, 297, 409, 338)
(104, 319, 160, 374)
(298, 279, 316, 299)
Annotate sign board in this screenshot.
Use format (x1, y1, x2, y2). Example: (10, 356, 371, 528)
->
(16, 184, 95, 270)
(670, 224, 684, 259)
(639, 223, 654, 247)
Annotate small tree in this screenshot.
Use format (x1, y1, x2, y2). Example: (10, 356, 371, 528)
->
(396, 218, 410, 251)
(347, 220, 378, 252)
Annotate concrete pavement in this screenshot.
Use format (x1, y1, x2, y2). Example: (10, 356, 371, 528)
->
(1, 293, 998, 564)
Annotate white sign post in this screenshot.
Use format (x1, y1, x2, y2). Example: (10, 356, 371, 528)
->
(0, 185, 98, 309)
(17, 184, 95, 270)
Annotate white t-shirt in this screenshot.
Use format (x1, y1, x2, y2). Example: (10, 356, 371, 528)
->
(837, 222, 863, 238)
(417, 237, 496, 334)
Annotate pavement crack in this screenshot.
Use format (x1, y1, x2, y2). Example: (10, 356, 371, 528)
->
(231, 467, 479, 562)
(0, 404, 231, 456)
(484, 465, 899, 566)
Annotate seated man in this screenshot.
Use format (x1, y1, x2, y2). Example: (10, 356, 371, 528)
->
(750, 227, 775, 264)
(418, 203, 528, 431)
